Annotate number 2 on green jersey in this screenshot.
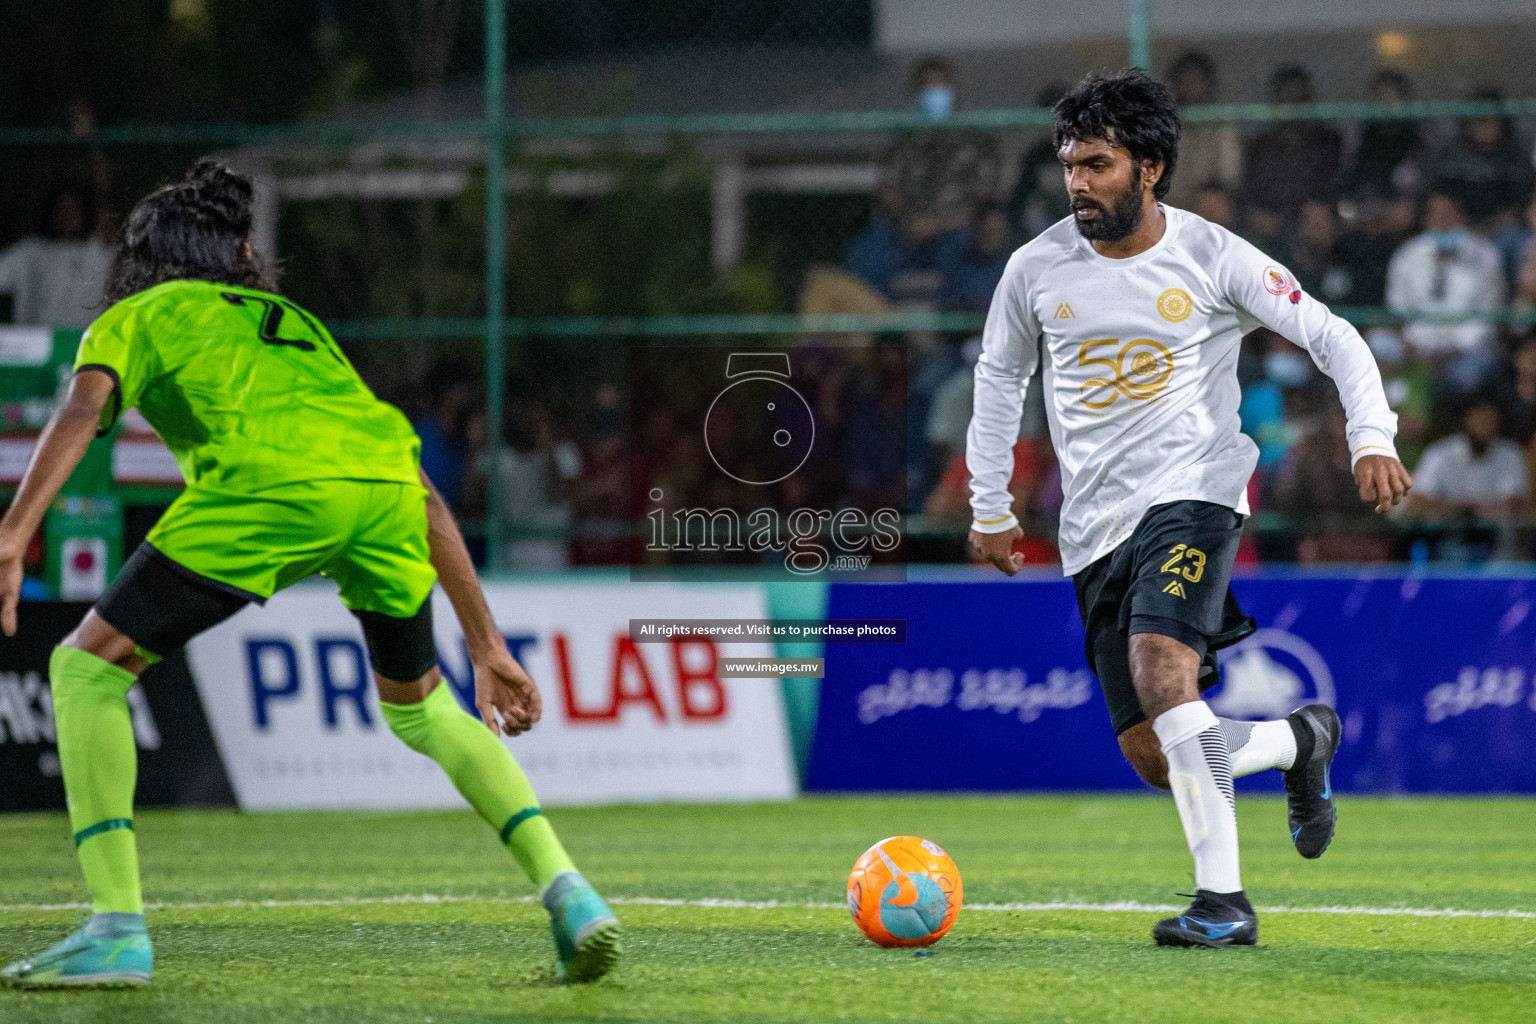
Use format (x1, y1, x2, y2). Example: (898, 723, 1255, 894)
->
(221, 292, 343, 364)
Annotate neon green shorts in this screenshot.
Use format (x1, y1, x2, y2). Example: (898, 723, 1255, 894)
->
(145, 479, 437, 617)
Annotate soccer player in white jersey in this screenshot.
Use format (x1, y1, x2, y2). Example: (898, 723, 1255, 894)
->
(966, 71, 1413, 947)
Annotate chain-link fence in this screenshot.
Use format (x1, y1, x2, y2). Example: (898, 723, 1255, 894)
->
(4, 1, 1536, 576)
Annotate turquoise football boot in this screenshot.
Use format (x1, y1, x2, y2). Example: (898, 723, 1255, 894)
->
(1, 913, 152, 988)
(542, 872, 620, 982)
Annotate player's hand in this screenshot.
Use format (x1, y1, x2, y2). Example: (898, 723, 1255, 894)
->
(1354, 453, 1412, 513)
(472, 646, 544, 737)
(0, 531, 23, 637)
(969, 525, 1025, 576)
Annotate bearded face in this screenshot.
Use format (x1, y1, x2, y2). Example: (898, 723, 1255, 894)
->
(1071, 162, 1147, 243)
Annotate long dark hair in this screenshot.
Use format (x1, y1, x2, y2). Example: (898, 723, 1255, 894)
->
(1053, 69, 1181, 201)
(105, 160, 277, 303)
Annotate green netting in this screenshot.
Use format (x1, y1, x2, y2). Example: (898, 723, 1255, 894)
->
(1, 97, 1533, 149)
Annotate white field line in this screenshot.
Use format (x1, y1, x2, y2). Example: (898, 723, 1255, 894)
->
(1, 894, 1533, 920)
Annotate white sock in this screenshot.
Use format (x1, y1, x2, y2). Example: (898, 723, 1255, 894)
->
(1218, 718, 1297, 777)
(1153, 701, 1242, 894)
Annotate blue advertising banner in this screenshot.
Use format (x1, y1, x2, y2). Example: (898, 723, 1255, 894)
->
(806, 572, 1536, 794)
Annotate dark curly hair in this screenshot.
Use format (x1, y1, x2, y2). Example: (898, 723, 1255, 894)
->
(1052, 69, 1182, 201)
(105, 160, 276, 303)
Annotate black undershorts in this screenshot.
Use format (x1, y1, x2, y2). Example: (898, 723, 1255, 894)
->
(1072, 499, 1256, 735)
(97, 542, 436, 680)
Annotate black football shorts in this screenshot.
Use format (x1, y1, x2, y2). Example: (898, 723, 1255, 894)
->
(1072, 499, 1256, 735)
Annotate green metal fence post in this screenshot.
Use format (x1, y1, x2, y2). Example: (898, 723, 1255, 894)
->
(484, 0, 507, 568)
(1129, 0, 1152, 71)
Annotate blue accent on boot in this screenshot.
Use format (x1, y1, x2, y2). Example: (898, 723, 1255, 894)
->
(1153, 890, 1258, 949)
(542, 871, 620, 982)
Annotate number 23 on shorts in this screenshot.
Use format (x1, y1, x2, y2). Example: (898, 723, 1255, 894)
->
(1160, 544, 1206, 583)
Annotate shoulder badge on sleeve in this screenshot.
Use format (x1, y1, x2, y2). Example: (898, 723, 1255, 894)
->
(1262, 265, 1290, 295)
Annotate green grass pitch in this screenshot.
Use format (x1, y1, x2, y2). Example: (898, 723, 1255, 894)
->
(2, 795, 1534, 1023)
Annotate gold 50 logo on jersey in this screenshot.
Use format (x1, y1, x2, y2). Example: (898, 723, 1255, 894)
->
(1077, 338, 1174, 409)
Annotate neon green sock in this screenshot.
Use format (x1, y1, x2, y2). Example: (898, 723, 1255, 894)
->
(50, 646, 143, 915)
(381, 683, 577, 890)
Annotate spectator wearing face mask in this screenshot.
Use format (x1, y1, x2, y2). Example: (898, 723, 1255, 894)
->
(1386, 187, 1505, 394)
(879, 56, 1003, 237)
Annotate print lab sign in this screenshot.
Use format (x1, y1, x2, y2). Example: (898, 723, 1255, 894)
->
(186, 582, 796, 809)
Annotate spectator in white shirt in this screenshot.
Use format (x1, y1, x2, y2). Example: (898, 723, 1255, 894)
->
(0, 182, 114, 330)
(1408, 399, 1529, 524)
(1386, 188, 1506, 394)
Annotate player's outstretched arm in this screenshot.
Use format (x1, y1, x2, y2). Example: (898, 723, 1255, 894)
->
(0, 370, 115, 636)
(1218, 238, 1411, 515)
(419, 469, 543, 737)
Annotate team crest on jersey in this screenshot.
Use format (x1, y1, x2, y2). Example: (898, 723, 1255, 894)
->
(1262, 265, 1291, 295)
(1156, 288, 1192, 323)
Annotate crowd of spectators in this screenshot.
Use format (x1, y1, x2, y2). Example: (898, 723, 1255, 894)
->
(409, 350, 911, 571)
(9, 65, 1536, 569)
(829, 53, 1536, 565)
(406, 53, 1536, 569)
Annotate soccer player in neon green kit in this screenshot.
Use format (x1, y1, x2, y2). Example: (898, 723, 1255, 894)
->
(0, 162, 620, 987)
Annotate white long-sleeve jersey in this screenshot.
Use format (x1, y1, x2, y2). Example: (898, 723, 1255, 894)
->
(966, 206, 1398, 575)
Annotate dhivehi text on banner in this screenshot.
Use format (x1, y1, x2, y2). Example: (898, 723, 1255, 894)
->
(807, 573, 1536, 794)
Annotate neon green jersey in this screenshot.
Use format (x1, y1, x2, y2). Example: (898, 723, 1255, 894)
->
(74, 280, 420, 492)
